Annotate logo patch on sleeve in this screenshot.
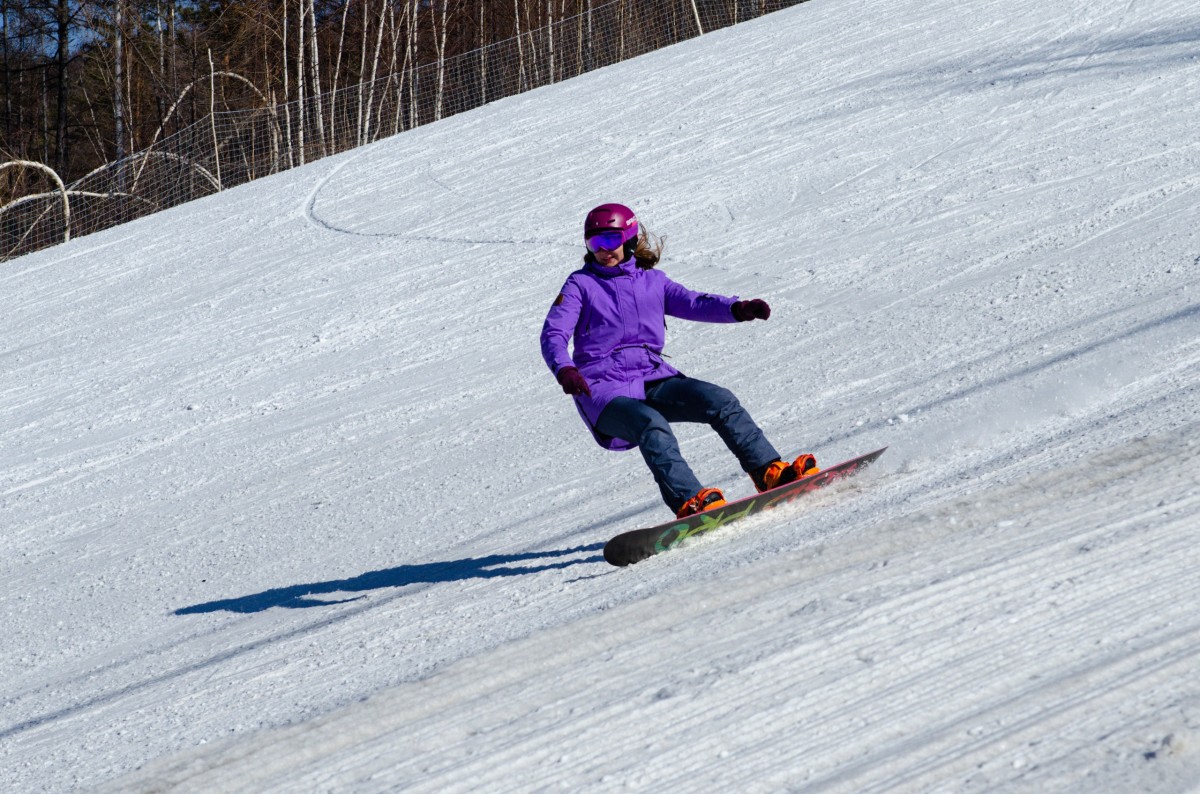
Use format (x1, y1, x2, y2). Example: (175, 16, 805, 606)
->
(553, 294, 564, 307)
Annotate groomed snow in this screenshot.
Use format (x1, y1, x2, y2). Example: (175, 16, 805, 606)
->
(3, 0, 1200, 790)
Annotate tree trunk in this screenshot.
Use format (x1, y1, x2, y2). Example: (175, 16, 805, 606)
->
(355, 0, 369, 143)
(360, 0, 388, 142)
(478, 1, 486, 105)
(393, 0, 416, 134)
(584, 0, 593, 75)
(3, 0, 11, 144)
(54, 0, 70, 171)
(282, 0, 295, 167)
(374, 1, 402, 135)
(296, 0, 307, 164)
(432, 0, 449, 121)
(155, 0, 166, 125)
(405, 0, 416, 129)
(329, 0, 351, 149)
(113, 0, 125, 165)
(306, 0, 327, 156)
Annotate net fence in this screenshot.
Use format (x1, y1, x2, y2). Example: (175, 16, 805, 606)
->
(0, 0, 807, 261)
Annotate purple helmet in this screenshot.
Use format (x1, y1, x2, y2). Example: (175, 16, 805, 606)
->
(584, 203, 640, 253)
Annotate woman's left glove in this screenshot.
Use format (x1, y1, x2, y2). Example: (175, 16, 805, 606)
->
(732, 299, 771, 322)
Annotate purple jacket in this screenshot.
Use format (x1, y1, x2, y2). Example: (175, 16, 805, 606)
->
(540, 256, 739, 450)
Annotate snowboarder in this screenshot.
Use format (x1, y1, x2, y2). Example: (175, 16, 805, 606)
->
(540, 202, 820, 518)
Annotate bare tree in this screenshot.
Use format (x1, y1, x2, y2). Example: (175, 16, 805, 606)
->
(328, 0, 350, 147)
(359, 0, 387, 143)
(112, 0, 125, 165)
(53, 0, 70, 170)
(296, 0, 307, 163)
(405, 0, 417, 128)
(282, 0, 294, 165)
(513, 0, 526, 92)
(431, 0, 450, 120)
(306, 0, 326, 156)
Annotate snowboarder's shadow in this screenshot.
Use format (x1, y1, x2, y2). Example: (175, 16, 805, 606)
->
(174, 543, 605, 615)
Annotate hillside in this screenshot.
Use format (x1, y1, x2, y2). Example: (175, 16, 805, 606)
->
(3, 0, 1199, 790)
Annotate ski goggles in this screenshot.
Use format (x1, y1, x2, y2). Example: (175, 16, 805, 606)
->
(585, 229, 629, 253)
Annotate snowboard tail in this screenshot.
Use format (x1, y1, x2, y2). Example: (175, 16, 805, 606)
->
(603, 447, 886, 567)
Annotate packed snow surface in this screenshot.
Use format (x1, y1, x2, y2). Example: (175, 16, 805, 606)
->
(3, 0, 1200, 790)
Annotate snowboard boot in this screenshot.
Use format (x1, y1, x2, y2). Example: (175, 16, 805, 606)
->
(675, 487, 726, 518)
(751, 453, 820, 493)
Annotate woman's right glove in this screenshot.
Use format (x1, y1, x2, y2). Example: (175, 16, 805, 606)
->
(556, 366, 592, 397)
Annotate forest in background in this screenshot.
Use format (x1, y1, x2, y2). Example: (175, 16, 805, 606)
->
(0, 0, 794, 257)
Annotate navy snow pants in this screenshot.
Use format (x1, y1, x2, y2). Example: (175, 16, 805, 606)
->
(594, 375, 780, 514)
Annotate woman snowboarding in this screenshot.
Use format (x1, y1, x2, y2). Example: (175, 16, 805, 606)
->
(540, 203, 819, 518)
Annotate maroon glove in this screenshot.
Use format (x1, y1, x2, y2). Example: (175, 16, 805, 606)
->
(732, 299, 771, 322)
(556, 366, 592, 397)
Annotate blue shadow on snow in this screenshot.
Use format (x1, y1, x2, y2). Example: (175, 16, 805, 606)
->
(175, 543, 605, 615)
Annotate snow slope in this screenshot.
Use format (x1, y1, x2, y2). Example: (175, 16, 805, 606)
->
(3, 0, 1200, 790)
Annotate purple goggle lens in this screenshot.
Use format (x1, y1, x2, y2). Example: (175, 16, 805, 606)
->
(586, 230, 629, 253)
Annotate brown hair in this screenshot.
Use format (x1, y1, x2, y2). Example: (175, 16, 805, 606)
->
(583, 229, 665, 270)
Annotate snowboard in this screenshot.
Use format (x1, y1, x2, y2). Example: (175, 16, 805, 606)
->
(603, 447, 887, 567)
